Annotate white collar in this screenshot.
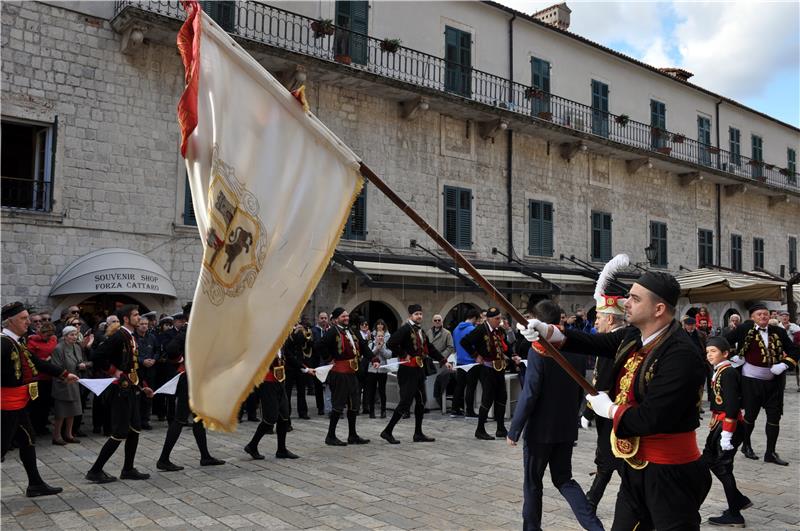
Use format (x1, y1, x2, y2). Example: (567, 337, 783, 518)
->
(2, 328, 21, 341)
(642, 324, 670, 347)
(713, 360, 731, 370)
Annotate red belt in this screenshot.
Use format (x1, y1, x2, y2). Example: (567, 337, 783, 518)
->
(400, 356, 424, 368)
(1, 386, 30, 411)
(636, 432, 700, 465)
(332, 359, 357, 373)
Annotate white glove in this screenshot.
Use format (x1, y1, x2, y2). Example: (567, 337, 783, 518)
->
(720, 430, 734, 451)
(729, 355, 745, 368)
(770, 362, 788, 376)
(516, 322, 540, 343)
(585, 391, 617, 420)
(580, 416, 590, 430)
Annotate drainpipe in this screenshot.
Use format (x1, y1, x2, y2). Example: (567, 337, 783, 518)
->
(506, 14, 516, 262)
(715, 99, 722, 266)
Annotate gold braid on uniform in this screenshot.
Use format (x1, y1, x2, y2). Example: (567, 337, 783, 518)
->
(738, 327, 782, 365)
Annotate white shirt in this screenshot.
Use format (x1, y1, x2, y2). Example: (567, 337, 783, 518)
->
(1, 328, 21, 342)
(642, 324, 671, 347)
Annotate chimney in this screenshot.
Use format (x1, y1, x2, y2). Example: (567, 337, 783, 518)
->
(532, 3, 571, 31)
(658, 68, 694, 82)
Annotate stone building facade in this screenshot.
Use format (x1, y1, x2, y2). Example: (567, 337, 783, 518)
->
(2, 1, 798, 329)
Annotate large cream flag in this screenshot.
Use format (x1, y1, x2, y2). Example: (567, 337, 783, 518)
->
(177, 2, 362, 431)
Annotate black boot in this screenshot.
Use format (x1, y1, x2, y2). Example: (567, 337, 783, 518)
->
(157, 422, 184, 471)
(347, 410, 370, 444)
(120, 432, 149, 480)
(245, 422, 270, 459)
(86, 438, 121, 483)
(740, 421, 757, 459)
(380, 410, 403, 444)
(20, 444, 62, 497)
(708, 509, 745, 527)
(495, 404, 508, 438)
(475, 408, 494, 440)
(275, 419, 299, 459)
(586, 470, 612, 511)
(193, 421, 225, 466)
(763, 422, 788, 465)
(412, 404, 434, 442)
(325, 412, 346, 446)
(716, 471, 750, 514)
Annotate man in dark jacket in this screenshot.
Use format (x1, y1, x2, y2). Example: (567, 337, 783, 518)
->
(507, 300, 601, 531)
(519, 271, 711, 530)
(2, 302, 79, 497)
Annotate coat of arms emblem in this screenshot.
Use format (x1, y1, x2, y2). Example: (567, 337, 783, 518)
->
(200, 146, 267, 305)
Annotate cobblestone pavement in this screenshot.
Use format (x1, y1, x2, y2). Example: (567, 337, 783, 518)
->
(2, 387, 798, 530)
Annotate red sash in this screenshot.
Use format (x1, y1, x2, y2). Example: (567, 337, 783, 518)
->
(1, 386, 30, 410)
(331, 359, 357, 374)
(636, 432, 701, 465)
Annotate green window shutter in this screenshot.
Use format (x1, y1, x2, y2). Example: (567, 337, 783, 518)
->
(591, 80, 609, 137)
(201, 1, 236, 32)
(753, 238, 764, 269)
(344, 185, 367, 240)
(790, 236, 797, 273)
(649, 221, 667, 267)
(529, 200, 553, 256)
(729, 127, 741, 166)
(592, 211, 612, 261)
(788, 148, 797, 184)
(530, 58, 551, 115)
(731, 234, 742, 271)
(183, 171, 197, 226)
(650, 100, 666, 148)
(444, 186, 458, 245)
(698, 229, 713, 267)
(457, 188, 472, 249)
(335, 1, 368, 65)
(445, 26, 471, 97)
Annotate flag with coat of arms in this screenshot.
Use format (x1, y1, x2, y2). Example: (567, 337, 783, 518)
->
(177, 1, 362, 431)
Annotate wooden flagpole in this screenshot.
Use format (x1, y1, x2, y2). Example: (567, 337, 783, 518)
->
(359, 162, 598, 396)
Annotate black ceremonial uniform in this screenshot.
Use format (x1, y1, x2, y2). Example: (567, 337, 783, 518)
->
(564, 320, 712, 531)
(1, 330, 68, 496)
(320, 324, 370, 445)
(283, 327, 312, 419)
(725, 321, 798, 461)
(244, 353, 298, 459)
(460, 322, 512, 438)
(702, 361, 750, 517)
(381, 321, 447, 443)
(156, 328, 224, 471)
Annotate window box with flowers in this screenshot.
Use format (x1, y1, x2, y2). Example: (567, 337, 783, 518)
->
(525, 87, 545, 100)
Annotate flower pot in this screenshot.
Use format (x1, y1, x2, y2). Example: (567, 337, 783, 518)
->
(311, 20, 335, 39)
(525, 88, 544, 100)
(334, 54, 352, 65)
(614, 114, 629, 126)
(380, 40, 401, 53)
(672, 134, 685, 144)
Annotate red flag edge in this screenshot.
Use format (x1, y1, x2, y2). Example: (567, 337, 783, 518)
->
(177, 0, 201, 158)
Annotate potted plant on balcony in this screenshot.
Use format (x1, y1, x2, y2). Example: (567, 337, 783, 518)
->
(524, 87, 544, 100)
(537, 110, 553, 121)
(311, 18, 335, 39)
(779, 167, 791, 176)
(765, 163, 775, 170)
(707, 146, 720, 154)
(380, 38, 402, 53)
(614, 114, 630, 127)
(672, 133, 685, 144)
(652, 128, 670, 142)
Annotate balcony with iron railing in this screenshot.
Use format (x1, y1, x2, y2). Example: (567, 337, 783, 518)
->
(1, 177, 53, 212)
(113, 0, 799, 193)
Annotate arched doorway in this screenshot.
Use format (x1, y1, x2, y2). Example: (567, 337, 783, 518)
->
(74, 294, 153, 330)
(443, 302, 480, 331)
(722, 307, 741, 327)
(351, 300, 399, 333)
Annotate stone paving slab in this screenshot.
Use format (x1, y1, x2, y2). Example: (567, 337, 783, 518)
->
(2, 387, 799, 529)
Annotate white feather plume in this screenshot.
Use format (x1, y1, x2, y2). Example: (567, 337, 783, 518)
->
(594, 254, 630, 300)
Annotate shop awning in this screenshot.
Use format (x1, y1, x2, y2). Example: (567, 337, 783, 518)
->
(49, 248, 177, 298)
(676, 268, 786, 303)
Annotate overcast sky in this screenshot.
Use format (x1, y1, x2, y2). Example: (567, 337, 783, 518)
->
(499, 0, 800, 127)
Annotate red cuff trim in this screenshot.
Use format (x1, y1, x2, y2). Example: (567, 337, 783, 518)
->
(722, 418, 737, 433)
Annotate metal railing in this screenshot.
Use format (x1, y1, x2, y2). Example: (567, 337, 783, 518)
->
(113, 0, 799, 192)
(1, 177, 53, 211)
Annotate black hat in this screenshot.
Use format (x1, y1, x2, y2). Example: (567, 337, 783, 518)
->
(172, 312, 186, 321)
(1, 301, 26, 321)
(331, 307, 346, 320)
(748, 303, 768, 314)
(485, 307, 500, 318)
(706, 336, 731, 352)
(182, 301, 193, 317)
(635, 271, 681, 307)
(408, 304, 422, 315)
(682, 316, 696, 325)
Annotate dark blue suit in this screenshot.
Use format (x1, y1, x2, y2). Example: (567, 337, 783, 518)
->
(508, 348, 603, 531)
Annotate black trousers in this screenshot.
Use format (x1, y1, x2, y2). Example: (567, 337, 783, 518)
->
(329, 371, 360, 414)
(365, 372, 387, 414)
(741, 375, 783, 425)
(523, 441, 603, 531)
(138, 366, 155, 425)
(257, 381, 290, 424)
(307, 373, 325, 413)
(453, 365, 480, 412)
(29, 380, 52, 433)
(702, 422, 749, 513)
(108, 384, 142, 440)
(396, 365, 426, 415)
(478, 365, 507, 413)
(611, 459, 711, 530)
(284, 368, 307, 417)
(2, 408, 35, 457)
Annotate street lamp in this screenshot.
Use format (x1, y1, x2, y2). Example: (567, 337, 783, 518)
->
(644, 244, 658, 266)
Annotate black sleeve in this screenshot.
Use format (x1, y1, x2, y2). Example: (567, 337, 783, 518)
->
(165, 331, 186, 361)
(722, 367, 741, 419)
(724, 323, 748, 351)
(91, 332, 124, 372)
(459, 325, 483, 359)
(320, 329, 338, 361)
(776, 327, 799, 364)
(563, 327, 628, 359)
(386, 324, 406, 354)
(30, 352, 67, 378)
